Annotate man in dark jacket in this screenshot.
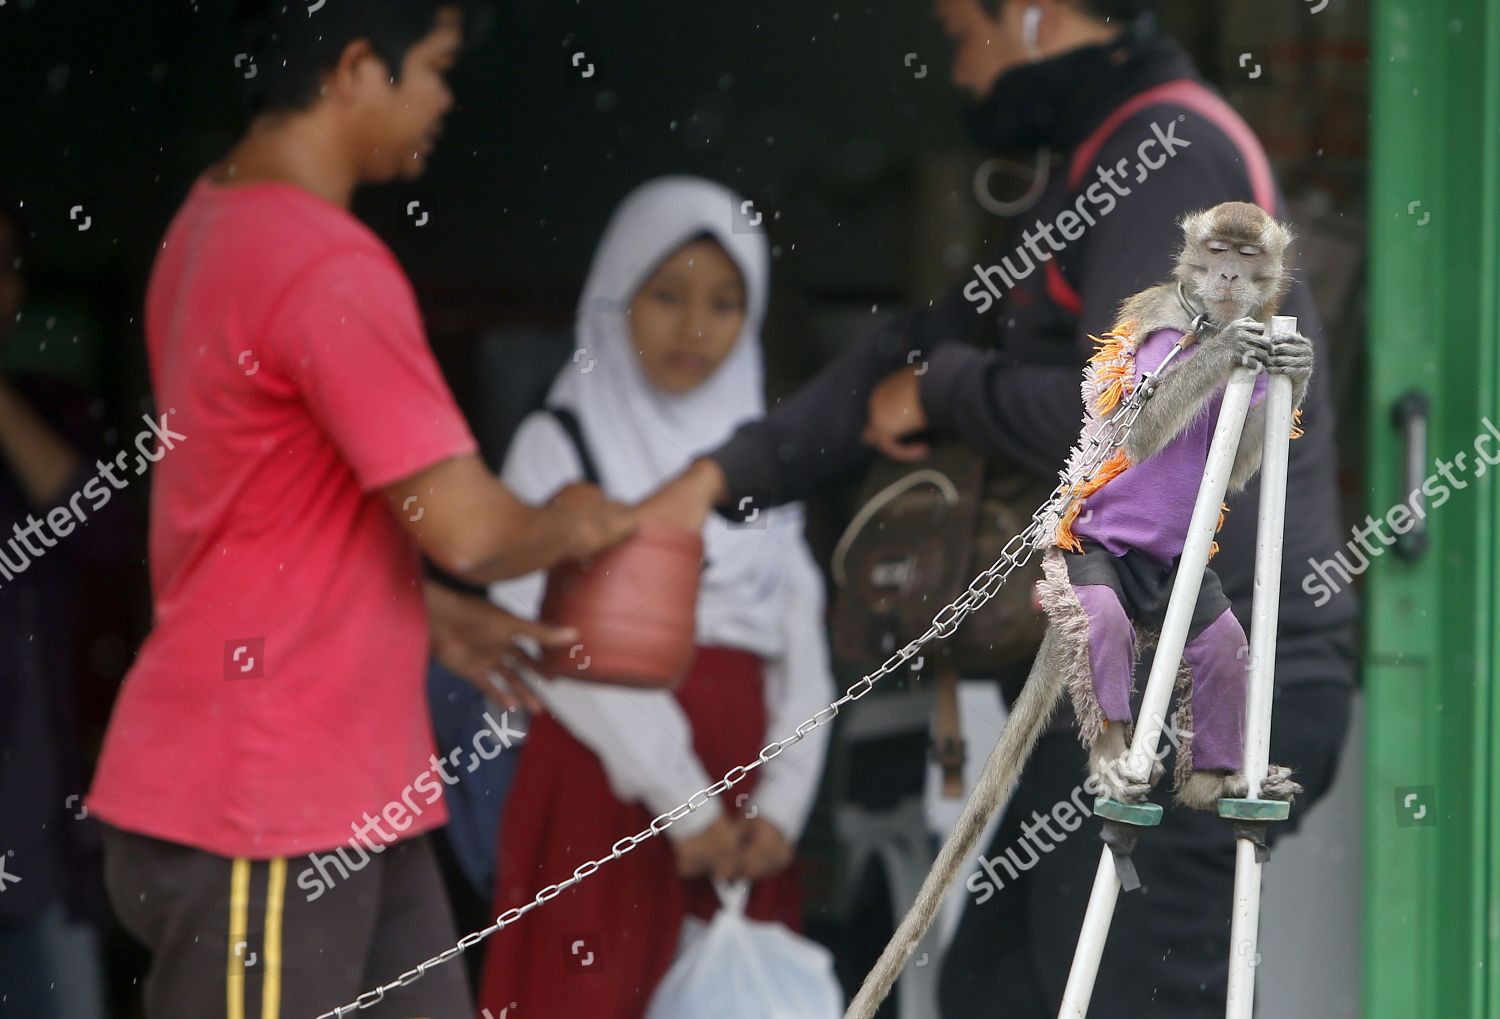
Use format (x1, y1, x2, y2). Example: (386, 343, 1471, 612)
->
(645, 1, 1357, 1015)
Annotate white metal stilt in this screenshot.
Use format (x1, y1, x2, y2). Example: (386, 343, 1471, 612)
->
(1224, 316, 1299, 1018)
(1058, 356, 1265, 1019)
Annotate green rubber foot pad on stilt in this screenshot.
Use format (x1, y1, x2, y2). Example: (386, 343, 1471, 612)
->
(1094, 797, 1163, 826)
(1217, 798, 1291, 821)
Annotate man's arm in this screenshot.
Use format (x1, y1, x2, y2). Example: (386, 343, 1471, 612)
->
(381, 453, 634, 584)
(0, 373, 131, 569)
(0, 374, 81, 506)
(914, 351, 1083, 476)
(704, 322, 904, 514)
(708, 287, 986, 513)
(642, 281, 987, 533)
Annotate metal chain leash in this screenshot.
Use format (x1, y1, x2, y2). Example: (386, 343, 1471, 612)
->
(316, 355, 1174, 1019)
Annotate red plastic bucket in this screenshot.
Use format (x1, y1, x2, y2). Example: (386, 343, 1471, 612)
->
(539, 520, 704, 689)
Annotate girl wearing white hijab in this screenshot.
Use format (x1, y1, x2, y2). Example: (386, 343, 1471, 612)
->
(478, 176, 834, 1019)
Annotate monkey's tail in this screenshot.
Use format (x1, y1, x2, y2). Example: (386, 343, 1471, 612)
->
(843, 626, 1069, 1019)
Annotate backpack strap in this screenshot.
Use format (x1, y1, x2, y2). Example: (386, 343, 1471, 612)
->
(543, 406, 602, 486)
(1045, 78, 1277, 316)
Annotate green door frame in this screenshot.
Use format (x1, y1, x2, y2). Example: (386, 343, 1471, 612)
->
(1366, 1, 1499, 1016)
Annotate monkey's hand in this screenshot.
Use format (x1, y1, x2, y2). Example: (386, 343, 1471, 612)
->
(1268, 329, 1314, 384)
(1226, 327, 1314, 492)
(1260, 763, 1305, 803)
(1221, 316, 1272, 370)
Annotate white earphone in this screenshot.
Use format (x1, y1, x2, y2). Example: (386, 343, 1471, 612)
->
(1022, 4, 1043, 59)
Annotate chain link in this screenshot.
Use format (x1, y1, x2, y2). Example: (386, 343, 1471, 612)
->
(315, 364, 1167, 1018)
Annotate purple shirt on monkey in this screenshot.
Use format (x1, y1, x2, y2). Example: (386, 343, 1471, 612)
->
(1073, 327, 1268, 568)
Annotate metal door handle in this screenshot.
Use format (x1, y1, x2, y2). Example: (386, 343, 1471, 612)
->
(1391, 389, 1430, 561)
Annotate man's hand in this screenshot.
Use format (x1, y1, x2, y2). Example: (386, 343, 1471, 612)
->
(424, 581, 577, 714)
(637, 458, 727, 533)
(862, 367, 930, 461)
(546, 482, 638, 560)
(671, 814, 740, 881)
(735, 816, 795, 881)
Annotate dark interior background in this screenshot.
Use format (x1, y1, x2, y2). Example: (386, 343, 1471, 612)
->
(0, 0, 1371, 735)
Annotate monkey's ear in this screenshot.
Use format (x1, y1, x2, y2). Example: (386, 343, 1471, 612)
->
(1180, 208, 1210, 245)
(1263, 218, 1294, 260)
(1276, 220, 1295, 252)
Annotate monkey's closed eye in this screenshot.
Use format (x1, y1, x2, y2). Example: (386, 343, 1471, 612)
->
(1207, 240, 1230, 253)
(1238, 245, 1262, 257)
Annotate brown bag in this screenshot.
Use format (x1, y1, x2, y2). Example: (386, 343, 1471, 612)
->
(829, 441, 1051, 675)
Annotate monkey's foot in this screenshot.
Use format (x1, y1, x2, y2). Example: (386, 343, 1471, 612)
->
(1089, 725, 1162, 804)
(1174, 769, 1249, 811)
(1259, 763, 1304, 803)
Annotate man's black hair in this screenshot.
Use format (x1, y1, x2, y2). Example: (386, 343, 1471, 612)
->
(981, 0, 1158, 26)
(1081, 0, 1158, 22)
(236, 0, 459, 115)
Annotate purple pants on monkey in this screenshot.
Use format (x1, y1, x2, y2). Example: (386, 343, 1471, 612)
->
(1038, 541, 1249, 780)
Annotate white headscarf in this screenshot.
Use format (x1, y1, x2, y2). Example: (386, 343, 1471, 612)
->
(540, 175, 803, 655)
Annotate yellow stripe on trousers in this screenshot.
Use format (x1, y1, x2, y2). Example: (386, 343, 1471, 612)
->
(262, 857, 286, 1019)
(228, 858, 251, 1019)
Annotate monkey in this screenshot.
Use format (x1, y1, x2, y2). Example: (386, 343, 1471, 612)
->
(1056, 200, 1311, 809)
(843, 203, 1314, 1019)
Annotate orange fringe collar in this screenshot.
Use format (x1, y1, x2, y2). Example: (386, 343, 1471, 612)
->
(1057, 324, 1137, 553)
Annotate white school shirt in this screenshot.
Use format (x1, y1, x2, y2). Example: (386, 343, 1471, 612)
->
(489, 411, 834, 843)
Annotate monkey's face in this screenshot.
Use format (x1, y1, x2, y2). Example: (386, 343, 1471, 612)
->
(1177, 202, 1292, 321)
(1197, 237, 1269, 319)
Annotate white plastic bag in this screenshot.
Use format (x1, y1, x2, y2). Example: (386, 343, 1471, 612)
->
(645, 879, 844, 1019)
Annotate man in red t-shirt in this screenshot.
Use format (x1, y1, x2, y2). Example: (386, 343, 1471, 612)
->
(87, 4, 633, 1016)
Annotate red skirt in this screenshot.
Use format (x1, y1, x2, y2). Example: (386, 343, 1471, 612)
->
(477, 645, 803, 1019)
